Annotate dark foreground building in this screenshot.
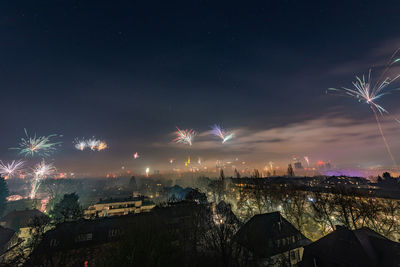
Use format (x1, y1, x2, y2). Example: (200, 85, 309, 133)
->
(26, 203, 311, 267)
(235, 211, 311, 266)
(301, 226, 400, 267)
(26, 202, 218, 266)
(0, 226, 17, 259)
(0, 209, 45, 231)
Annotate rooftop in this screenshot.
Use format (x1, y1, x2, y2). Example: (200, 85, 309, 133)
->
(234, 211, 310, 258)
(302, 226, 400, 267)
(0, 209, 46, 231)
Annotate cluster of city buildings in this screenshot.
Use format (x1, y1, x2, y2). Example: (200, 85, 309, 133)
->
(2, 173, 400, 266)
(0, 197, 398, 266)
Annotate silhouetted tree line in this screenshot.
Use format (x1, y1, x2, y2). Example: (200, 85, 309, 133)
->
(230, 180, 400, 241)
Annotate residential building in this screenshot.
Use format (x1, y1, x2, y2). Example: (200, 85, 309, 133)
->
(0, 209, 46, 243)
(28, 202, 210, 266)
(234, 211, 311, 266)
(0, 226, 18, 261)
(294, 162, 303, 170)
(0, 209, 49, 264)
(83, 195, 155, 218)
(301, 226, 400, 267)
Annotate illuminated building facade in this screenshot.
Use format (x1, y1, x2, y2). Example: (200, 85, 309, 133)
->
(84, 195, 155, 218)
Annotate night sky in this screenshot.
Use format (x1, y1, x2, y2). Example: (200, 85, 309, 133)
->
(2, 1, 400, 176)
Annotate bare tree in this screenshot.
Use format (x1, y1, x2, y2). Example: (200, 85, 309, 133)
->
(279, 186, 308, 233)
(310, 191, 335, 233)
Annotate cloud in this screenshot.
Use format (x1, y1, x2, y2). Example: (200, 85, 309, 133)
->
(152, 113, 400, 168)
(327, 38, 400, 77)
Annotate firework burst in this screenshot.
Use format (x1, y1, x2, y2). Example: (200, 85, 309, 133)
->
(173, 127, 196, 146)
(86, 138, 100, 151)
(328, 48, 400, 116)
(30, 160, 56, 199)
(328, 49, 400, 166)
(73, 138, 87, 151)
(74, 138, 107, 151)
(133, 152, 139, 159)
(211, 124, 234, 143)
(0, 160, 25, 178)
(12, 129, 62, 157)
(96, 141, 108, 151)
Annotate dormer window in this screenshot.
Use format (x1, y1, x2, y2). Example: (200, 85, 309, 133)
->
(75, 233, 93, 242)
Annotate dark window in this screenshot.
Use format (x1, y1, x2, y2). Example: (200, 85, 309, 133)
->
(296, 249, 301, 261)
(109, 228, 120, 237)
(49, 239, 58, 247)
(290, 250, 296, 260)
(75, 233, 93, 242)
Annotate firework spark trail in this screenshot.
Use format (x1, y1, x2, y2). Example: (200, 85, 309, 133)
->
(371, 106, 397, 166)
(328, 49, 400, 166)
(29, 160, 56, 199)
(0, 160, 25, 178)
(211, 124, 234, 143)
(173, 127, 196, 146)
(11, 129, 62, 157)
(222, 133, 234, 143)
(211, 125, 224, 139)
(304, 156, 310, 167)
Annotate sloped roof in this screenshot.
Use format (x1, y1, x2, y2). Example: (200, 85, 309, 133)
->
(234, 211, 310, 258)
(0, 209, 45, 231)
(302, 226, 400, 267)
(0, 226, 15, 253)
(216, 201, 241, 226)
